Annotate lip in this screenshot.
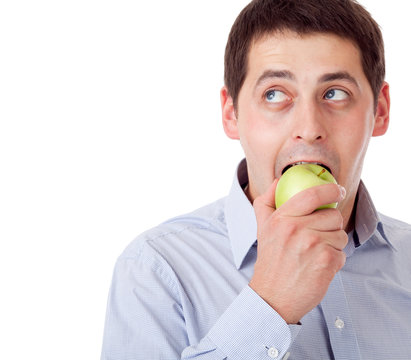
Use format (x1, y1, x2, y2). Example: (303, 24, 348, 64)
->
(281, 160, 333, 175)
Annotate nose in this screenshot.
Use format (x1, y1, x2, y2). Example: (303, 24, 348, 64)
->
(292, 101, 326, 144)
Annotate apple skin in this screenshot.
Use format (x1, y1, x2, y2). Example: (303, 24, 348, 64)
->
(275, 163, 338, 210)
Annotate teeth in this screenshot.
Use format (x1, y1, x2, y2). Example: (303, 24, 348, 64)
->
(282, 161, 332, 175)
(292, 161, 322, 166)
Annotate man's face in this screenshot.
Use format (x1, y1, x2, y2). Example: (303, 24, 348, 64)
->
(222, 32, 389, 228)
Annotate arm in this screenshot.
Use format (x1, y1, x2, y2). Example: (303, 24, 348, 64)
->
(101, 242, 300, 360)
(182, 285, 301, 359)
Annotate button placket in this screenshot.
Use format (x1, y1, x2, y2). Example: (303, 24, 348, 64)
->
(320, 272, 362, 359)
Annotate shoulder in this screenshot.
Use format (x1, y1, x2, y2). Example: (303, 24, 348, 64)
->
(379, 212, 411, 231)
(119, 197, 229, 264)
(378, 212, 411, 250)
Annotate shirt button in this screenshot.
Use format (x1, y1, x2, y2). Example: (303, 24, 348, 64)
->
(335, 317, 345, 329)
(267, 347, 279, 358)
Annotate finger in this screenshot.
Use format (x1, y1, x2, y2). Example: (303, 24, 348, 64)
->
(253, 179, 279, 223)
(306, 208, 344, 232)
(277, 183, 345, 217)
(324, 230, 349, 251)
(317, 245, 347, 274)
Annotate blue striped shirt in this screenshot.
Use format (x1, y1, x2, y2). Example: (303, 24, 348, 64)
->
(101, 159, 411, 359)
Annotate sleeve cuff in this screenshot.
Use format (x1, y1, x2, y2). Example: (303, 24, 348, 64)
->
(207, 285, 301, 359)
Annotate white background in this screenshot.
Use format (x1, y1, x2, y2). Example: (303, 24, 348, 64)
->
(0, 1, 409, 358)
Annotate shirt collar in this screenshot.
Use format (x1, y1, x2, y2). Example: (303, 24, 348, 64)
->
(225, 159, 257, 269)
(354, 181, 396, 251)
(225, 159, 396, 269)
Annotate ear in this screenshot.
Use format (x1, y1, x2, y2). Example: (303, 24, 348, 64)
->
(221, 86, 240, 140)
(372, 81, 390, 137)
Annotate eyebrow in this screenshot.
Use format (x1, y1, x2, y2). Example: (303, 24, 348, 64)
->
(255, 70, 296, 88)
(319, 71, 359, 88)
(254, 69, 360, 89)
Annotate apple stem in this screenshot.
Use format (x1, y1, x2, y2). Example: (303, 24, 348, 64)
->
(317, 168, 326, 177)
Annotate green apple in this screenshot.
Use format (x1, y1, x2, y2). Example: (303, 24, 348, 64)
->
(275, 163, 338, 210)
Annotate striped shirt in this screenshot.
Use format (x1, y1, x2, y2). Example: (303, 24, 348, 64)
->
(101, 158, 411, 359)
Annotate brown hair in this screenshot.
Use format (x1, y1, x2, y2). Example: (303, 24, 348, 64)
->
(224, 0, 385, 110)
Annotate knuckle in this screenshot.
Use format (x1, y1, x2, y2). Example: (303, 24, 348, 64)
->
(317, 250, 334, 268)
(272, 215, 298, 237)
(305, 232, 321, 248)
(320, 208, 343, 229)
(317, 248, 346, 273)
(296, 231, 321, 254)
(330, 209, 343, 223)
(336, 251, 347, 271)
(340, 231, 349, 247)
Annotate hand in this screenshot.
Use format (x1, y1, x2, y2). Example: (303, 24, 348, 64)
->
(249, 180, 348, 324)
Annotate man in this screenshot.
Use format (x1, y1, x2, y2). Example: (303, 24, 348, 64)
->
(101, 0, 411, 359)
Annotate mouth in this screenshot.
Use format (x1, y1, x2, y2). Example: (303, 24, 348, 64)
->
(281, 161, 333, 175)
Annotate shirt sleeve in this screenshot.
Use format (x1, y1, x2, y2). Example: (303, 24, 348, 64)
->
(182, 286, 301, 359)
(101, 243, 301, 360)
(101, 247, 189, 359)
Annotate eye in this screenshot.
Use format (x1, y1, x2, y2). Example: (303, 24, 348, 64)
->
(324, 89, 349, 101)
(264, 89, 289, 103)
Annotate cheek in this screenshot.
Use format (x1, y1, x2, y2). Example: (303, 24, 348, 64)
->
(343, 112, 374, 151)
(341, 132, 370, 171)
(238, 115, 280, 162)
(337, 116, 373, 182)
(237, 110, 285, 189)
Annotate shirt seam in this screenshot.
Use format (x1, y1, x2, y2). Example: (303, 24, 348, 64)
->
(119, 242, 183, 301)
(378, 212, 411, 231)
(120, 223, 220, 303)
(382, 222, 411, 232)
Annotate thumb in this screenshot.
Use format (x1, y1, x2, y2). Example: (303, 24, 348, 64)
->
(253, 179, 279, 223)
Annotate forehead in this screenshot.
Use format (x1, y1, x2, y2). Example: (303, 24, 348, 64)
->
(246, 31, 365, 83)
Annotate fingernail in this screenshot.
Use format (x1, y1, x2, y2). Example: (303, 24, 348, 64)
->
(339, 185, 346, 200)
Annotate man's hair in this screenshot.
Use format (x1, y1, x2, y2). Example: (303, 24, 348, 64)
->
(224, 0, 385, 110)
